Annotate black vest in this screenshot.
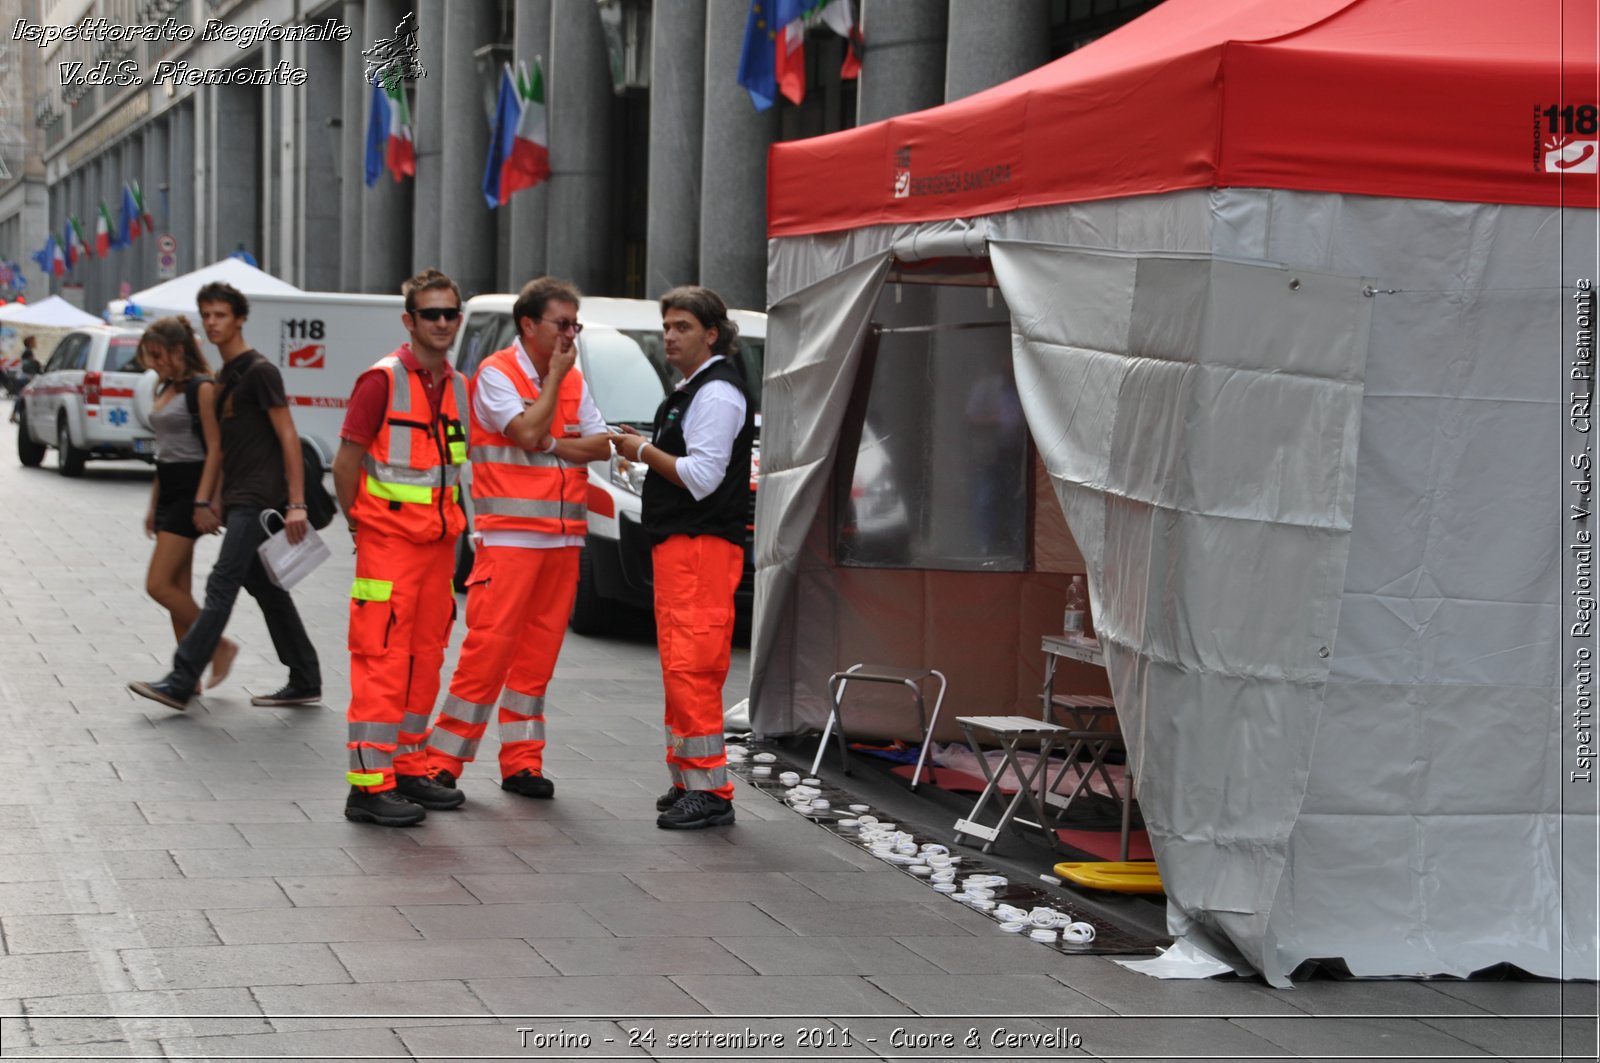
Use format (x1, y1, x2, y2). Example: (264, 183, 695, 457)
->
(641, 358, 755, 546)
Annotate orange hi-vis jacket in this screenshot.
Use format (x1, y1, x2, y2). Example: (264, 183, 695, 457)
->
(468, 346, 588, 537)
(348, 352, 470, 544)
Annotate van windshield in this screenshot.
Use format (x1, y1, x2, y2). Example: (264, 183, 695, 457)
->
(582, 331, 668, 425)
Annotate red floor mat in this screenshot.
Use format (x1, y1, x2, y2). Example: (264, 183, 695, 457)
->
(1055, 827, 1153, 861)
(890, 764, 1016, 793)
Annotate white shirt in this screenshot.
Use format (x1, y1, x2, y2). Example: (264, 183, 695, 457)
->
(672, 356, 748, 502)
(473, 339, 606, 550)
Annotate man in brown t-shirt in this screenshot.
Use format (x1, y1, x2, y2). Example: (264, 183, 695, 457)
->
(129, 282, 322, 710)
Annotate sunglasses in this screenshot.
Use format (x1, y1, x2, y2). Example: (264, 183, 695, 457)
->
(413, 307, 462, 322)
(540, 317, 584, 334)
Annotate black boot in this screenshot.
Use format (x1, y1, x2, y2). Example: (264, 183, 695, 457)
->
(344, 786, 426, 827)
(395, 772, 465, 810)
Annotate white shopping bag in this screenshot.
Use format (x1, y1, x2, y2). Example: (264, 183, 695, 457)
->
(256, 509, 331, 590)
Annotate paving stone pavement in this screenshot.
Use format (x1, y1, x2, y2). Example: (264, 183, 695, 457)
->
(1, 433, 1595, 1061)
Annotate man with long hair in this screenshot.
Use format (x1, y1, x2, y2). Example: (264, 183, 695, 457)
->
(611, 286, 753, 830)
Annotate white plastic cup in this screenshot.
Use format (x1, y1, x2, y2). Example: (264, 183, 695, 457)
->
(1062, 921, 1096, 944)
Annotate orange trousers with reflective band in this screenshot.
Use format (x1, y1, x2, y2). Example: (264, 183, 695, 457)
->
(345, 532, 457, 793)
(653, 534, 742, 801)
(427, 544, 579, 779)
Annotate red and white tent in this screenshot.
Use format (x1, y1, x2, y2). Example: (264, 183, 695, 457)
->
(751, 0, 1597, 985)
(769, 0, 1598, 235)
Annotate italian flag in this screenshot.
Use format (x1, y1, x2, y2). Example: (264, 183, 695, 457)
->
(502, 60, 550, 199)
(132, 180, 155, 234)
(383, 78, 415, 181)
(70, 215, 91, 261)
(96, 201, 114, 256)
(50, 237, 66, 278)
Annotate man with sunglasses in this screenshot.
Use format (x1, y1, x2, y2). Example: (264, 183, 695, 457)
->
(333, 268, 471, 826)
(426, 276, 610, 801)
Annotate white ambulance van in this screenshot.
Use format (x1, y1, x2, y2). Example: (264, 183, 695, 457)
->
(451, 295, 766, 635)
(126, 291, 406, 468)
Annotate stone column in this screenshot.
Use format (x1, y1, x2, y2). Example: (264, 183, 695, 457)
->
(144, 119, 169, 288)
(544, 0, 613, 293)
(645, 0, 704, 296)
(410, 0, 445, 269)
(127, 133, 148, 291)
(340, 0, 366, 290)
(437, 0, 496, 296)
(944, 0, 1049, 102)
(302, 34, 345, 290)
(169, 100, 196, 276)
(215, 81, 262, 267)
(856, 0, 947, 124)
(506, 0, 552, 288)
(698, 0, 776, 311)
(361, 0, 414, 294)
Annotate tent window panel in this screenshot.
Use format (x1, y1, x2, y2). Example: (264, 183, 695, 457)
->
(835, 321, 1028, 572)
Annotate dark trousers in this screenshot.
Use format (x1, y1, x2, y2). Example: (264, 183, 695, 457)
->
(167, 505, 320, 694)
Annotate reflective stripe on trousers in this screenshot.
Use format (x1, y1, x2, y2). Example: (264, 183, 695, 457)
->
(652, 535, 743, 801)
(427, 545, 580, 780)
(346, 533, 457, 791)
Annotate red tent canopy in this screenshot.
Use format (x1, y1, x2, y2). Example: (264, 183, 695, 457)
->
(768, 0, 1599, 237)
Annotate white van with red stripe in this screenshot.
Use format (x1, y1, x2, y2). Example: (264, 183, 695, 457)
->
(16, 325, 151, 476)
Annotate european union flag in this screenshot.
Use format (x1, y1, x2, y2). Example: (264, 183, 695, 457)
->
(737, 1, 779, 111)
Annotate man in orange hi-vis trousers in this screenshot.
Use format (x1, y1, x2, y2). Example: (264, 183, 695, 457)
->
(333, 269, 470, 827)
(426, 277, 610, 799)
(611, 287, 754, 830)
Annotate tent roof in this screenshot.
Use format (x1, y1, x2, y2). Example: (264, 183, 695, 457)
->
(0, 295, 102, 328)
(125, 257, 300, 316)
(768, 0, 1599, 237)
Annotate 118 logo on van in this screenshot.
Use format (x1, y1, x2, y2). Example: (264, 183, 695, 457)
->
(282, 319, 327, 368)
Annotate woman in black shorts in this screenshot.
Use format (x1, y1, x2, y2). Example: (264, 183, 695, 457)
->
(141, 317, 239, 689)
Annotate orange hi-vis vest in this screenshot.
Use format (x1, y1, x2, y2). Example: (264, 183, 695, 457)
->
(348, 352, 470, 544)
(468, 346, 588, 536)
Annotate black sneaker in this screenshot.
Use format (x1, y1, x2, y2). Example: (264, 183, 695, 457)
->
(432, 768, 457, 789)
(250, 685, 323, 707)
(128, 679, 192, 711)
(395, 772, 465, 810)
(501, 769, 555, 799)
(656, 786, 687, 812)
(344, 787, 426, 827)
(656, 790, 735, 830)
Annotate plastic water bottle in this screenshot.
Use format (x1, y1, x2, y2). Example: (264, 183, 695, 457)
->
(1063, 575, 1086, 636)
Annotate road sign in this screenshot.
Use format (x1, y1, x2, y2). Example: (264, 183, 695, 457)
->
(157, 234, 176, 254)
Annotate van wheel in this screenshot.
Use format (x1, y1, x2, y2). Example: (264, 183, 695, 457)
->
(56, 417, 86, 477)
(568, 548, 611, 636)
(17, 411, 45, 467)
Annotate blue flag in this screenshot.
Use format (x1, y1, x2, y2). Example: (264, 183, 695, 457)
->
(364, 78, 388, 188)
(31, 235, 56, 275)
(737, 1, 779, 111)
